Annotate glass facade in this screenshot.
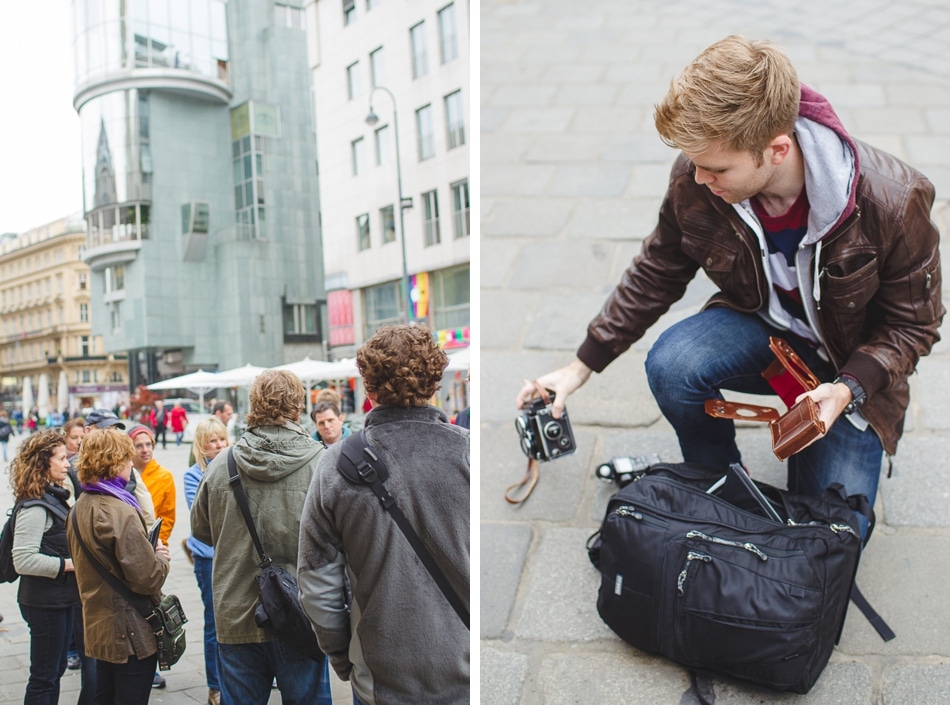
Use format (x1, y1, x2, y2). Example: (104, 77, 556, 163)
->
(74, 0, 230, 86)
(80, 89, 153, 246)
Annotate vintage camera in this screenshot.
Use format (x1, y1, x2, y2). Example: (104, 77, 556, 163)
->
(595, 454, 661, 487)
(515, 395, 577, 461)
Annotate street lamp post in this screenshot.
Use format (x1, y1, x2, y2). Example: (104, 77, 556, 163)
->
(366, 86, 413, 323)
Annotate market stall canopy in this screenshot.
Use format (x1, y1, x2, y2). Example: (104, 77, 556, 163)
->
(146, 369, 223, 393)
(214, 364, 267, 387)
(57, 370, 69, 411)
(445, 346, 470, 372)
(37, 373, 51, 417)
(22, 376, 34, 412)
(275, 357, 341, 382)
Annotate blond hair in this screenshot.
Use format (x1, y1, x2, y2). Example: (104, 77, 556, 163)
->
(193, 417, 229, 472)
(76, 429, 135, 484)
(654, 35, 799, 163)
(246, 370, 305, 427)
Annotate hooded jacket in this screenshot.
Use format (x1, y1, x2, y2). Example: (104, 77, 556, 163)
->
(578, 85, 943, 455)
(190, 421, 323, 643)
(297, 405, 470, 705)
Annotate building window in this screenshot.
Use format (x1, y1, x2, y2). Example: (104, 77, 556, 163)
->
(351, 137, 367, 175)
(422, 189, 440, 246)
(343, 0, 355, 25)
(80, 336, 91, 357)
(431, 264, 470, 330)
(81, 370, 91, 383)
(283, 301, 320, 337)
(78, 273, 87, 290)
(370, 47, 385, 88)
(77, 245, 85, 260)
(356, 213, 371, 251)
(80, 303, 89, 322)
(415, 104, 434, 161)
(409, 21, 428, 79)
(104, 265, 125, 293)
(110, 302, 121, 332)
(275, 3, 305, 28)
(444, 90, 465, 149)
(111, 371, 123, 383)
(346, 61, 361, 100)
(380, 205, 396, 244)
(364, 280, 402, 337)
(233, 135, 266, 239)
(374, 124, 392, 166)
(451, 179, 469, 238)
(438, 3, 458, 63)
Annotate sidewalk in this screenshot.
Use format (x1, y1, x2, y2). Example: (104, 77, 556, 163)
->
(481, 2, 950, 703)
(0, 434, 352, 704)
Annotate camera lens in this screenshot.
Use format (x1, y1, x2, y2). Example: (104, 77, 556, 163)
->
(558, 436, 571, 449)
(514, 417, 527, 439)
(542, 421, 562, 440)
(520, 435, 534, 458)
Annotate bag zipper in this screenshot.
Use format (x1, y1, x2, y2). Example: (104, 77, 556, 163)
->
(677, 550, 712, 596)
(686, 530, 768, 561)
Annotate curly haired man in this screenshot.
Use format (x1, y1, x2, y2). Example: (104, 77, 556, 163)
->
(298, 324, 470, 705)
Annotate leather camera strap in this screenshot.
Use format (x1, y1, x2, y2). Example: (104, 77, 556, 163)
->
(505, 457, 540, 504)
(704, 399, 780, 423)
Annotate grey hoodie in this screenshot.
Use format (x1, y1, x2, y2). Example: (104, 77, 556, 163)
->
(298, 405, 470, 705)
(191, 421, 323, 643)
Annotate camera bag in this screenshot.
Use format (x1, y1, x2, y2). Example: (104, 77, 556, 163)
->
(587, 462, 893, 694)
(70, 511, 187, 671)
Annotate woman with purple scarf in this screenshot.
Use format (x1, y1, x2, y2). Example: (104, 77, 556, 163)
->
(66, 429, 171, 704)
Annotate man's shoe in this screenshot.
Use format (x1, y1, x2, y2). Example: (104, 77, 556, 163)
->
(152, 673, 166, 689)
(208, 689, 221, 705)
(67, 655, 81, 670)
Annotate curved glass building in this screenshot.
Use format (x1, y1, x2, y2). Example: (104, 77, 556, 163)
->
(72, 0, 325, 386)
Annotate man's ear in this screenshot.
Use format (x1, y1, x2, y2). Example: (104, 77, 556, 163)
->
(768, 134, 793, 165)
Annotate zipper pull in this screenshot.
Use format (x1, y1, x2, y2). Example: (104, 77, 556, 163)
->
(615, 505, 643, 520)
(677, 551, 712, 596)
(829, 523, 858, 538)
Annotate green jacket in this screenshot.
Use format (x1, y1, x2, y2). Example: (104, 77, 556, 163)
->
(190, 421, 323, 643)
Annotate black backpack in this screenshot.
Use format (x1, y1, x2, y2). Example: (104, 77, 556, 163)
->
(588, 462, 892, 694)
(0, 497, 70, 583)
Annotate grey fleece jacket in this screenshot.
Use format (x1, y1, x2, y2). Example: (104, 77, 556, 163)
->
(191, 421, 323, 643)
(298, 405, 470, 705)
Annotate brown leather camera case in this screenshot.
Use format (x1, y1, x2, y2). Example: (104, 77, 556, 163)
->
(769, 397, 826, 461)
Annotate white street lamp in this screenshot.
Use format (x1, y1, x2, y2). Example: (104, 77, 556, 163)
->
(366, 86, 413, 323)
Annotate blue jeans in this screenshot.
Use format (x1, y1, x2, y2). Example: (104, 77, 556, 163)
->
(645, 308, 883, 532)
(194, 556, 220, 690)
(217, 641, 332, 705)
(95, 653, 157, 705)
(20, 604, 73, 705)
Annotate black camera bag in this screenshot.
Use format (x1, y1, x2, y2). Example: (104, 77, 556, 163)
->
(588, 462, 891, 694)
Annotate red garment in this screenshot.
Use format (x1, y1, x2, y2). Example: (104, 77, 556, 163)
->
(168, 406, 188, 433)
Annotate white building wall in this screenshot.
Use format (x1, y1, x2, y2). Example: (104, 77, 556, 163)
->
(306, 0, 470, 298)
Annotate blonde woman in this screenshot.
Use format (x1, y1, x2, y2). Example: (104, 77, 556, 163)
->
(184, 417, 229, 705)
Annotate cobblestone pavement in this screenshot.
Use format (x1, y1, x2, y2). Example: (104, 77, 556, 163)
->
(0, 435, 352, 704)
(481, 1, 950, 704)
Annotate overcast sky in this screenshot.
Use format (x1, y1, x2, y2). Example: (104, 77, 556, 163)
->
(0, 3, 84, 235)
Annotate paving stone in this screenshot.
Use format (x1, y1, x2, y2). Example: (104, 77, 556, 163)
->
(480, 289, 542, 349)
(563, 197, 662, 240)
(479, 646, 530, 705)
(481, 524, 533, 638)
(710, 662, 872, 704)
(481, 164, 556, 197)
(882, 664, 950, 705)
(480, 199, 575, 238)
(505, 239, 624, 291)
(878, 435, 950, 527)
(546, 164, 632, 198)
(501, 108, 576, 134)
(479, 237, 525, 289)
(522, 135, 611, 164)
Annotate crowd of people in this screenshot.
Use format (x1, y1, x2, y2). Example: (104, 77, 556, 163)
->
(4, 323, 471, 705)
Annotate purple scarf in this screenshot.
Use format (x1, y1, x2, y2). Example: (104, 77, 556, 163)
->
(80, 476, 141, 511)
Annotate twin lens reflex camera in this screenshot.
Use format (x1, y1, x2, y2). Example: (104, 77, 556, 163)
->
(515, 394, 577, 462)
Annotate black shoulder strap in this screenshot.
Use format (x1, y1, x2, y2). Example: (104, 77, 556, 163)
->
(226, 448, 271, 567)
(18, 497, 69, 525)
(338, 431, 469, 630)
(69, 509, 153, 617)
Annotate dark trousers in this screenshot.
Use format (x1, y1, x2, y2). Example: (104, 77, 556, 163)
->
(155, 424, 167, 448)
(95, 653, 157, 705)
(73, 603, 97, 705)
(20, 603, 73, 705)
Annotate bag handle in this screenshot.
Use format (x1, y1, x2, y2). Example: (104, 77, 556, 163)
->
(69, 509, 153, 618)
(339, 431, 470, 631)
(226, 448, 272, 567)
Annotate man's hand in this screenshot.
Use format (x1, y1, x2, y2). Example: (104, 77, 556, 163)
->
(793, 381, 854, 450)
(516, 358, 593, 419)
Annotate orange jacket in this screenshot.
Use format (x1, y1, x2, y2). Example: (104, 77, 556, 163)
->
(137, 458, 176, 544)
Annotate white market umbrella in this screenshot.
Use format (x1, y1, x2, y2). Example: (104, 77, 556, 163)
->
(22, 376, 34, 412)
(37, 373, 50, 418)
(275, 357, 339, 382)
(214, 364, 267, 387)
(325, 358, 360, 380)
(57, 370, 69, 412)
(445, 346, 470, 372)
(147, 369, 223, 412)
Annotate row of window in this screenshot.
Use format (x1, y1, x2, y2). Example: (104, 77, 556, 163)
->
(352, 89, 464, 175)
(362, 264, 470, 336)
(0, 246, 82, 280)
(356, 179, 468, 252)
(0, 336, 95, 365)
(2, 303, 91, 337)
(345, 3, 459, 100)
(1, 272, 89, 309)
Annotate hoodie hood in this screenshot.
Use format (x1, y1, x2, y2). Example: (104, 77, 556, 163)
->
(795, 84, 860, 245)
(232, 421, 322, 482)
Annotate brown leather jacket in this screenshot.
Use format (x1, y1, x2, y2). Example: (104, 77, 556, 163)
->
(579, 141, 943, 455)
(67, 492, 169, 664)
